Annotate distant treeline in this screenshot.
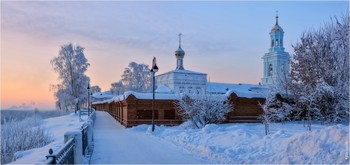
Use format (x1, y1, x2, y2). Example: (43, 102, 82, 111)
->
(1, 110, 69, 124)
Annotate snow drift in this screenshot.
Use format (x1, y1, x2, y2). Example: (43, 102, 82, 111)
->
(133, 122, 349, 164)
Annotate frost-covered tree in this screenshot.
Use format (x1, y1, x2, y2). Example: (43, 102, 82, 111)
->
(51, 84, 72, 111)
(110, 62, 151, 94)
(51, 43, 90, 113)
(261, 93, 293, 121)
(290, 15, 349, 123)
(110, 81, 125, 95)
(260, 92, 294, 135)
(90, 85, 101, 94)
(174, 92, 233, 129)
(121, 62, 152, 92)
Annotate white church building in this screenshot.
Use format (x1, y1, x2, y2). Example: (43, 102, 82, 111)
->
(155, 34, 208, 94)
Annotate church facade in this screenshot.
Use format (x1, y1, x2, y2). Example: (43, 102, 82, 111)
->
(156, 34, 208, 95)
(93, 15, 290, 127)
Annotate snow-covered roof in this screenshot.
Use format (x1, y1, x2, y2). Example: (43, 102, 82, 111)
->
(92, 91, 179, 105)
(92, 83, 268, 105)
(207, 82, 268, 98)
(157, 69, 207, 77)
(155, 85, 172, 93)
(92, 90, 231, 105)
(124, 91, 178, 100)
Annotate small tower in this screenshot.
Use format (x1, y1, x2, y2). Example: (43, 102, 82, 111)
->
(175, 33, 185, 70)
(262, 12, 290, 85)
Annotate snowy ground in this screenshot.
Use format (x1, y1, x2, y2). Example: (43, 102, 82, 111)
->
(10, 111, 349, 164)
(91, 111, 209, 164)
(11, 113, 89, 164)
(133, 121, 349, 164)
(92, 111, 349, 164)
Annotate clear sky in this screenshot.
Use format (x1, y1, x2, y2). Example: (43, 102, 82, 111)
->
(1, 1, 348, 110)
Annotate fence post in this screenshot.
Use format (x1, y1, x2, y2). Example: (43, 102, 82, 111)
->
(86, 120, 94, 144)
(64, 131, 82, 164)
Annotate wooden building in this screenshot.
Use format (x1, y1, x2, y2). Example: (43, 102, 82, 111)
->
(93, 84, 266, 127)
(93, 92, 182, 127)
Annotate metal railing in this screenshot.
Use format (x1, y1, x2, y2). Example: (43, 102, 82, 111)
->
(43, 108, 95, 164)
(45, 138, 75, 164)
(81, 125, 88, 156)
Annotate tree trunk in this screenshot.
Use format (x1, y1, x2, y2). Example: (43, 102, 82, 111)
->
(264, 120, 270, 135)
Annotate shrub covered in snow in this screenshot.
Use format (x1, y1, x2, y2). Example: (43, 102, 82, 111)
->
(174, 93, 233, 128)
(1, 116, 53, 164)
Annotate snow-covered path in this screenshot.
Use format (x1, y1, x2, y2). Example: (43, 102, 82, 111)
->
(91, 111, 208, 164)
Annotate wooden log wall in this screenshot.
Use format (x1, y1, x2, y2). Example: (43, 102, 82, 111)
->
(227, 93, 265, 122)
(93, 92, 266, 127)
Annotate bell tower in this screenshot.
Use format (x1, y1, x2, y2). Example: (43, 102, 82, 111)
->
(262, 12, 290, 85)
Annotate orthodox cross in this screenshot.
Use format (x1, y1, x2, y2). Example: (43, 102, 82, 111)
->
(178, 33, 182, 48)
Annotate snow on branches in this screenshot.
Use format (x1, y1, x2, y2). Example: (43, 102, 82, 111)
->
(174, 92, 233, 129)
(51, 43, 90, 112)
(290, 15, 349, 123)
(111, 62, 152, 94)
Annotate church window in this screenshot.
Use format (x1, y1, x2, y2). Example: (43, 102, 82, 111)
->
(188, 86, 193, 93)
(276, 39, 279, 46)
(179, 86, 185, 93)
(269, 64, 273, 76)
(196, 87, 201, 94)
(271, 40, 274, 47)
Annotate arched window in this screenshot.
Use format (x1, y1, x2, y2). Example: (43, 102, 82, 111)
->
(268, 64, 273, 76)
(276, 39, 279, 46)
(271, 40, 274, 47)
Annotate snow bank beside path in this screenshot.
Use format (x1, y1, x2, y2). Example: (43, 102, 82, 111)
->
(11, 113, 89, 164)
(133, 123, 349, 164)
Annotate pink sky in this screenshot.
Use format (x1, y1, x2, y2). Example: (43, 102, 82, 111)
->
(1, 1, 346, 110)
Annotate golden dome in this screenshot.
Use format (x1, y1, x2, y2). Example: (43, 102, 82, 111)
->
(271, 15, 284, 33)
(175, 46, 185, 57)
(271, 24, 284, 33)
